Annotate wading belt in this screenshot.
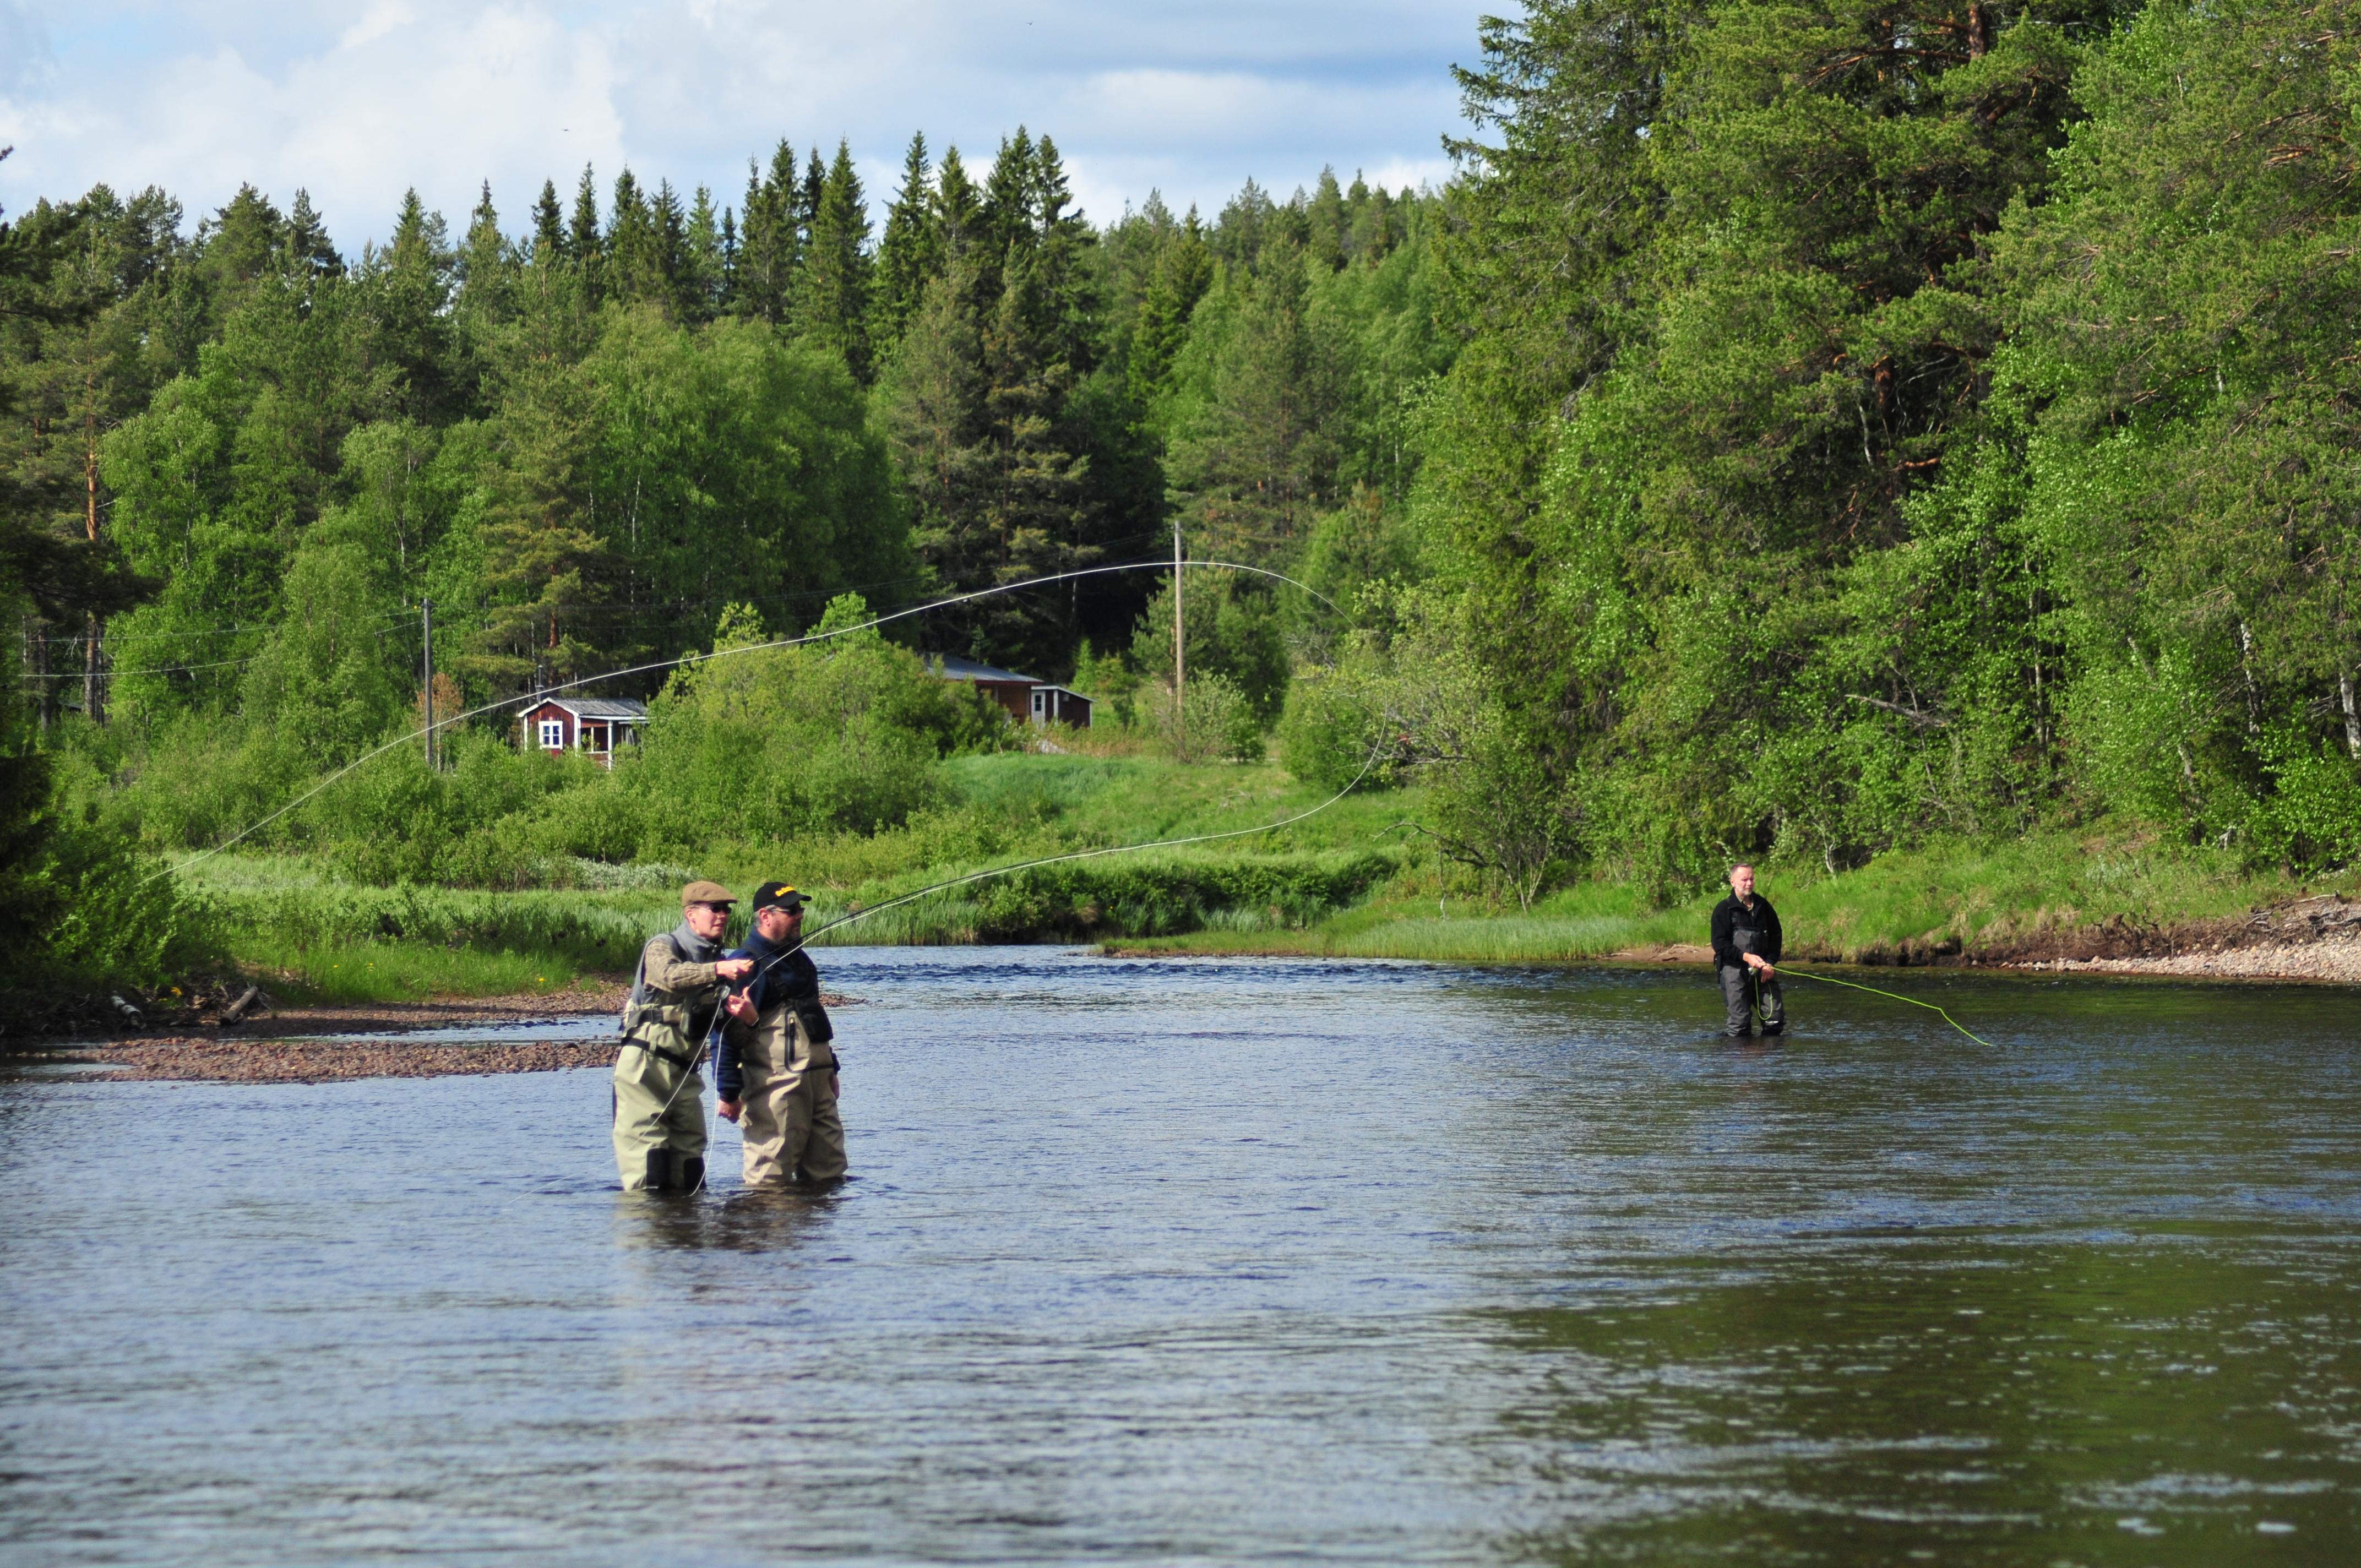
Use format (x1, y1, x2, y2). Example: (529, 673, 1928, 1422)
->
(621, 1037, 697, 1071)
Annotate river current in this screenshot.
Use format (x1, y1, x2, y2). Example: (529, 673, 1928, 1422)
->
(3, 948, 2357, 1564)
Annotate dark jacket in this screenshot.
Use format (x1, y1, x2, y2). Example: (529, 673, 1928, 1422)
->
(1710, 892, 1782, 970)
(709, 927, 824, 1100)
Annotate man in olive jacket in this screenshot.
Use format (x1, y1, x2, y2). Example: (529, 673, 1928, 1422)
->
(1710, 863, 1785, 1038)
(613, 881, 753, 1191)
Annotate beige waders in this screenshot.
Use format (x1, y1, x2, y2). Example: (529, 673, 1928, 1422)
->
(614, 932, 725, 1192)
(735, 1003, 846, 1187)
(612, 1041, 708, 1192)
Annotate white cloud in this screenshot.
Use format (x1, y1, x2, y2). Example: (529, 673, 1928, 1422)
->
(2, 0, 1481, 246)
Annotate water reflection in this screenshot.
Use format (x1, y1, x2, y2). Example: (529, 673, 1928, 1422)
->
(610, 1183, 848, 1255)
(1, 949, 2356, 1564)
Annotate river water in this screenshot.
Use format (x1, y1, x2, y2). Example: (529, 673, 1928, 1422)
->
(3, 948, 2357, 1564)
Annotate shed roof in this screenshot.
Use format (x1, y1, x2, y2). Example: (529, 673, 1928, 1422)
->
(928, 654, 1040, 685)
(530, 696, 650, 719)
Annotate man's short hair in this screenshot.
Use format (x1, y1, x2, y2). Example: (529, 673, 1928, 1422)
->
(1729, 863, 1753, 878)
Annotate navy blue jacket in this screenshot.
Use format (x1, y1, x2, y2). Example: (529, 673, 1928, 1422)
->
(709, 928, 822, 1099)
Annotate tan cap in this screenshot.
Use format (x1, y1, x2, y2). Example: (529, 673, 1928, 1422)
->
(681, 880, 737, 908)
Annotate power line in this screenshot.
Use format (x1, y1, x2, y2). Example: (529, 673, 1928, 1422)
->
(149, 557, 1337, 885)
(20, 652, 264, 679)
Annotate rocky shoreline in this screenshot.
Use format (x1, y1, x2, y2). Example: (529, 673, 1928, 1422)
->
(49, 1037, 625, 1084)
(7, 981, 862, 1084)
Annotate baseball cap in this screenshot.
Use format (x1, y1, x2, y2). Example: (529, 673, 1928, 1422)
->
(752, 881, 808, 913)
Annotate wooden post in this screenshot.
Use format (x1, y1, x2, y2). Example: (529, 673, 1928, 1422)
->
(422, 597, 437, 770)
(84, 396, 105, 726)
(1173, 521, 1185, 759)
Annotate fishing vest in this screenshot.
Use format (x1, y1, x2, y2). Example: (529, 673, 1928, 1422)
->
(619, 931, 725, 1065)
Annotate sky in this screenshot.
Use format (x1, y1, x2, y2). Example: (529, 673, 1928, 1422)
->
(0, 1, 1485, 252)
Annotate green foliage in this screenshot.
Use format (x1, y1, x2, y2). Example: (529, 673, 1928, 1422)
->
(630, 601, 961, 846)
(0, 734, 220, 1005)
(57, 19, 2361, 955)
(1128, 573, 1289, 725)
(1278, 665, 1387, 792)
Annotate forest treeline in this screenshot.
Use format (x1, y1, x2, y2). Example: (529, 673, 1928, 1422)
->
(7, 0, 2361, 990)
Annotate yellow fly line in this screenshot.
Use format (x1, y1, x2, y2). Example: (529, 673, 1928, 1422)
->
(1779, 967, 1998, 1049)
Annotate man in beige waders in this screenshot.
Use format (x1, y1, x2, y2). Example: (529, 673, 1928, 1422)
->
(714, 882, 847, 1187)
(613, 881, 754, 1192)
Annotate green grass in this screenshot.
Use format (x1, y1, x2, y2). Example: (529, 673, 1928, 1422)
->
(1120, 826, 2341, 963)
(182, 758, 1422, 999)
(178, 756, 2347, 999)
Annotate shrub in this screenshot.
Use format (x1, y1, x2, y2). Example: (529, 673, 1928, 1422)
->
(1278, 666, 1388, 791)
(1146, 672, 1263, 762)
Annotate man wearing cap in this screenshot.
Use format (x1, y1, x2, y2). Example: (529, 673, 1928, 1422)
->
(713, 882, 846, 1188)
(613, 881, 754, 1191)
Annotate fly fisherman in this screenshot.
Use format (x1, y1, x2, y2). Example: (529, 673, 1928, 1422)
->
(712, 882, 846, 1188)
(1711, 864, 1785, 1038)
(613, 881, 754, 1192)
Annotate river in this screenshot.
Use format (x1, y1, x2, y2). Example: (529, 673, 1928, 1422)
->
(3, 948, 2357, 1563)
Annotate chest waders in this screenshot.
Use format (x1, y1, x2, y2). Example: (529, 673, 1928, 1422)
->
(1721, 917, 1785, 1037)
(613, 935, 722, 1193)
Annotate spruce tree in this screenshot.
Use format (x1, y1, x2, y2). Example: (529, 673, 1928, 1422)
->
(793, 140, 874, 379)
(980, 128, 1037, 296)
(684, 185, 724, 323)
(1307, 167, 1347, 271)
(455, 182, 513, 372)
(568, 165, 601, 302)
(381, 189, 458, 420)
(798, 146, 825, 247)
(606, 168, 657, 308)
(460, 181, 506, 292)
(282, 189, 341, 279)
(873, 131, 942, 356)
(650, 177, 692, 318)
(530, 178, 566, 262)
(1025, 134, 1095, 375)
(1125, 212, 1212, 411)
(935, 146, 982, 265)
(735, 142, 800, 327)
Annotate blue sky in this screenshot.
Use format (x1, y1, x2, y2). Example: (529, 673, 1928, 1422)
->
(0, 1, 1487, 250)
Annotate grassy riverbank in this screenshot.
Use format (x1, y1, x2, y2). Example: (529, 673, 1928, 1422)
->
(182, 755, 1423, 1002)
(1112, 829, 2337, 963)
(180, 753, 2347, 1002)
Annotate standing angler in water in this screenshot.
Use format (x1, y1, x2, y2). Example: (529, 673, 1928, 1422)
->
(714, 882, 846, 1188)
(1711, 864, 1785, 1038)
(614, 882, 754, 1191)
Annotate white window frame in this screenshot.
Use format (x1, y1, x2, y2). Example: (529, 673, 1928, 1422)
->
(538, 718, 565, 750)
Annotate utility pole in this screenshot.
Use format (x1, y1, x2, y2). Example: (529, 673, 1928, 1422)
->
(1172, 521, 1185, 759)
(421, 597, 436, 770)
(84, 393, 106, 726)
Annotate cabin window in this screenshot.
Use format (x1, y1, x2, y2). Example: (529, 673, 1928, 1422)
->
(538, 719, 564, 749)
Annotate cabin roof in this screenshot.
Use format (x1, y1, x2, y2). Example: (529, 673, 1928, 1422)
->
(928, 654, 1040, 685)
(528, 696, 650, 720)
